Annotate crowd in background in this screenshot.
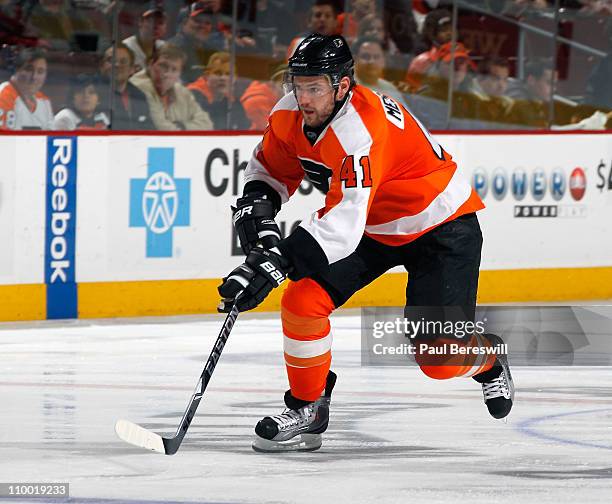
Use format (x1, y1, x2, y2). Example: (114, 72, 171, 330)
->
(0, 0, 611, 131)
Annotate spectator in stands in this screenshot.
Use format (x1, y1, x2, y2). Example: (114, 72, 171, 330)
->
(168, 2, 227, 83)
(25, 0, 95, 51)
(416, 42, 489, 121)
(478, 57, 511, 98)
(188, 51, 249, 130)
(53, 73, 109, 130)
(287, 0, 339, 58)
(309, 0, 339, 36)
(506, 59, 555, 127)
(357, 13, 399, 55)
(0, 47, 53, 130)
(476, 57, 515, 124)
(240, 63, 286, 130)
(98, 43, 154, 130)
(123, 7, 167, 72)
(505, 59, 610, 129)
(353, 37, 408, 107)
(130, 44, 212, 130)
(337, 0, 377, 44)
(405, 8, 454, 91)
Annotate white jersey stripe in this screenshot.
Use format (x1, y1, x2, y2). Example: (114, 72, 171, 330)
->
(364, 167, 472, 236)
(299, 101, 374, 264)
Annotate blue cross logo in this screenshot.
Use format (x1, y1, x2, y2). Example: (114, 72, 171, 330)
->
(129, 148, 190, 258)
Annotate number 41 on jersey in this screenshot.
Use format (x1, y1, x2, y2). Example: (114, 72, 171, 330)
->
(340, 155, 372, 188)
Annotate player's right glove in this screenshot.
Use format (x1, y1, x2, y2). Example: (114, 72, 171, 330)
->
(232, 193, 282, 255)
(217, 247, 291, 313)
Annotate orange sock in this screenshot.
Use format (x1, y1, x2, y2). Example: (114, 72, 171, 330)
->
(416, 333, 496, 380)
(281, 278, 335, 401)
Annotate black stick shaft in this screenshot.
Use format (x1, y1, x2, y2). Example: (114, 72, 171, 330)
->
(163, 303, 240, 455)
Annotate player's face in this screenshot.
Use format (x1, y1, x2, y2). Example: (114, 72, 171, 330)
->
(73, 84, 99, 117)
(150, 56, 183, 95)
(309, 6, 337, 36)
(293, 75, 336, 127)
(13, 58, 47, 97)
(293, 75, 350, 127)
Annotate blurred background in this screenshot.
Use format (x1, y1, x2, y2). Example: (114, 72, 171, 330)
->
(1, 0, 610, 132)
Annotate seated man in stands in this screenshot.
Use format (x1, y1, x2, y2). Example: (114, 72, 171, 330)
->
(507, 59, 610, 129)
(353, 37, 408, 107)
(405, 8, 454, 92)
(287, 0, 339, 58)
(130, 44, 212, 131)
(188, 51, 249, 130)
(53, 73, 109, 130)
(122, 7, 167, 72)
(98, 43, 154, 130)
(476, 57, 515, 124)
(168, 2, 227, 83)
(506, 59, 555, 128)
(0, 47, 53, 130)
(417, 42, 488, 121)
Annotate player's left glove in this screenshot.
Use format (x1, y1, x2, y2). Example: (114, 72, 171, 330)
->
(218, 247, 291, 313)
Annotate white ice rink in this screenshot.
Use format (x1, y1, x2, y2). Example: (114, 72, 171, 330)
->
(1, 311, 611, 504)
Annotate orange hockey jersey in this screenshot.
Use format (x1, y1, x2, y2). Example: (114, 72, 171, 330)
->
(244, 85, 484, 276)
(0, 81, 54, 130)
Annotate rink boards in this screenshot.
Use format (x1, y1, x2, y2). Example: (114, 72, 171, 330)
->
(0, 131, 611, 321)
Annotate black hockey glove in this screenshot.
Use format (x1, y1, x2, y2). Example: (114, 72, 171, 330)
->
(218, 247, 291, 313)
(232, 194, 282, 254)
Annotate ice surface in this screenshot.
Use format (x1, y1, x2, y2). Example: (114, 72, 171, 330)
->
(1, 311, 611, 504)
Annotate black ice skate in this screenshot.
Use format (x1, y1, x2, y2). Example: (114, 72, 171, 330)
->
(473, 334, 514, 419)
(252, 371, 337, 453)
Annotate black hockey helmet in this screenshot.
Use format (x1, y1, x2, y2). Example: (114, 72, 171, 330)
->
(288, 33, 355, 88)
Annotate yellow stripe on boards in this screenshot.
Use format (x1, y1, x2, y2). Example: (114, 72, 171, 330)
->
(2, 267, 612, 322)
(0, 284, 46, 321)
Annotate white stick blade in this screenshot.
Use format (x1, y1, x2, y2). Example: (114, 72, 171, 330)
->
(115, 419, 166, 454)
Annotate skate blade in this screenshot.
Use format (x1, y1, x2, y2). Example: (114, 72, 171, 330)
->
(252, 433, 322, 453)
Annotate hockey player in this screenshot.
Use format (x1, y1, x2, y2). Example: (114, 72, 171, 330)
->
(218, 34, 514, 452)
(0, 48, 53, 130)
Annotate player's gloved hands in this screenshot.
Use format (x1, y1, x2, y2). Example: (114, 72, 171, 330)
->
(218, 247, 291, 313)
(232, 193, 281, 254)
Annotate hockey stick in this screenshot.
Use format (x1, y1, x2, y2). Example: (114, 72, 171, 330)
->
(115, 301, 240, 455)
